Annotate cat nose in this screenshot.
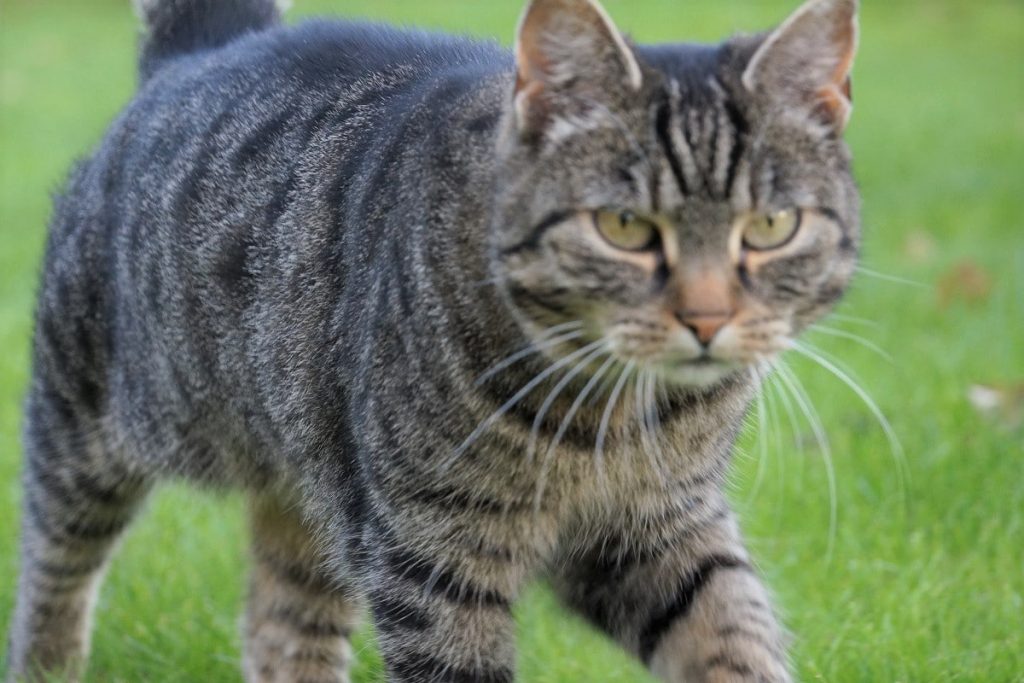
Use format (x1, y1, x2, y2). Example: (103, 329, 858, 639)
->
(676, 312, 731, 346)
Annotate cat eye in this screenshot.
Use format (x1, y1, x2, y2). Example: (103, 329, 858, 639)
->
(593, 210, 660, 252)
(741, 208, 802, 251)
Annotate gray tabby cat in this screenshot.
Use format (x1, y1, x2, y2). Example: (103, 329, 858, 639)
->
(6, 0, 860, 680)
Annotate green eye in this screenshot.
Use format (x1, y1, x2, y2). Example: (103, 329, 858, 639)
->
(742, 208, 802, 251)
(594, 210, 659, 252)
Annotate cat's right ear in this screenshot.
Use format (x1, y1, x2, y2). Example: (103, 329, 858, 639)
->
(513, 0, 642, 138)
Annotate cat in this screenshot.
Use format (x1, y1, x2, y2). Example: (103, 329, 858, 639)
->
(6, 0, 860, 681)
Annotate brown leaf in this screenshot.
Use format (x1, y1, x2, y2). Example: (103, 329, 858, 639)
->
(937, 260, 992, 309)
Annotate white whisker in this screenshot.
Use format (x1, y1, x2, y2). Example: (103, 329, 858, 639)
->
(788, 339, 909, 501)
(526, 341, 608, 464)
(828, 312, 880, 328)
(594, 359, 636, 483)
(856, 266, 928, 289)
(744, 365, 771, 505)
(644, 369, 671, 487)
(447, 338, 600, 469)
(809, 324, 893, 363)
(761, 366, 787, 513)
(533, 353, 617, 511)
(775, 360, 838, 564)
(474, 321, 583, 385)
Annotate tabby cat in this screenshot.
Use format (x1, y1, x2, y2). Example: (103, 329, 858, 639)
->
(6, 0, 860, 680)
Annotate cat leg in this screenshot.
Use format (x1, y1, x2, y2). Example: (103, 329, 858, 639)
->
(242, 493, 363, 683)
(553, 499, 791, 683)
(362, 516, 521, 683)
(6, 395, 149, 683)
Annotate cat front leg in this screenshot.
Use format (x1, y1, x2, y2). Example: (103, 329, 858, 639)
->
(554, 497, 791, 683)
(644, 551, 791, 683)
(358, 512, 527, 683)
(242, 492, 363, 683)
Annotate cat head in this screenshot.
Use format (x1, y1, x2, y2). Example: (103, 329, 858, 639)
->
(491, 0, 860, 389)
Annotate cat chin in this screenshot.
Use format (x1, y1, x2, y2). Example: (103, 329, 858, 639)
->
(657, 361, 743, 389)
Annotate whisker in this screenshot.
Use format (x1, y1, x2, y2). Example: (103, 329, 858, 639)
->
(447, 338, 601, 470)
(526, 341, 608, 465)
(594, 359, 637, 483)
(644, 369, 672, 487)
(474, 321, 583, 385)
(856, 265, 928, 290)
(761, 365, 787, 521)
(828, 312, 880, 328)
(743, 365, 771, 506)
(533, 353, 618, 511)
(586, 361, 624, 408)
(775, 360, 838, 564)
(635, 369, 661, 481)
(809, 324, 894, 363)
(788, 339, 909, 503)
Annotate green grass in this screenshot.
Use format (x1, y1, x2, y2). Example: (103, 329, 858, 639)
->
(1, 0, 1022, 681)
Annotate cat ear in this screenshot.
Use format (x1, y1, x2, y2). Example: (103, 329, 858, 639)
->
(513, 0, 642, 137)
(742, 0, 858, 131)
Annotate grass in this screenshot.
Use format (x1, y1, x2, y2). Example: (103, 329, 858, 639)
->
(1, 0, 1022, 681)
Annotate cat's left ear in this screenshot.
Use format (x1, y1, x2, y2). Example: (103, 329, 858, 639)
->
(742, 0, 859, 131)
(514, 0, 642, 138)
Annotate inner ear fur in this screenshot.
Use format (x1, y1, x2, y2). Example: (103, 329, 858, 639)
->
(513, 0, 642, 136)
(742, 0, 859, 130)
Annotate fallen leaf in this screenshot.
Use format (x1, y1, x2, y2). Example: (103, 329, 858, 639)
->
(937, 260, 992, 309)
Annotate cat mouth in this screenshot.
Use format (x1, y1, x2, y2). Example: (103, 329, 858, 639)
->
(656, 357, 742, 388)
(682, 355, 717, 367)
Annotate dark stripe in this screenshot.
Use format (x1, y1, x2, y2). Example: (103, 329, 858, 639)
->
(371, 594, 432, 633)
(638, 555, 750, 663)
(385, 547, 511, 609)
(388, 239, 417, 320)
(255, 549, 336, 594)
(656, 99, 689, 197)
(26, 440, 141, 509)
(26, 489, 133, 543)
(63, 512, 133, 542)
(705, 106, 721, 194)
(32, 555, 106, 580)
(774, 283, 806, 299)
(290, 649, 347, 668)
(405, 484, 509, 515)
(501, 211, 573, 256)
(233, 108, 293, 164)
(704, 654, 755, 677)
(588, 504, 729, 579)
(722, 99, 748, 198)
(267, 606, 351, 639)
(388, 653, 513, 683)
(506, 284, 573, 317)
(718, 624, 784, 658)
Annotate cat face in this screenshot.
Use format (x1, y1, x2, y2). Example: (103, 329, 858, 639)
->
(492, 0, 860, 388)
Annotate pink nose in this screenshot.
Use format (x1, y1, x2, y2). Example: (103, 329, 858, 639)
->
(676, 313, 730, 346)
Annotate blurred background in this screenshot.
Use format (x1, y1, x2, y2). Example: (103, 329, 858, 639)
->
(1, 1, 1021, 681)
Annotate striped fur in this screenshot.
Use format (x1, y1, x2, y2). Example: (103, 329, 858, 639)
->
(8, 0, 861, 681)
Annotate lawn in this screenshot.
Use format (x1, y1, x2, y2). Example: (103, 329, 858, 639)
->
(1, 0, 1022, 681)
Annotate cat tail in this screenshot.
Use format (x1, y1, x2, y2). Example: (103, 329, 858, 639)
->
(134, 0, 286, 82)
